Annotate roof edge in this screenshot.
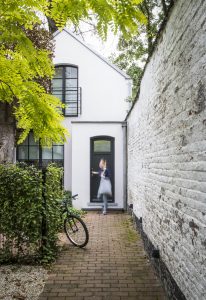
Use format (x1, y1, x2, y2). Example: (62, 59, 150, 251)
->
(53, 28, 131, 80)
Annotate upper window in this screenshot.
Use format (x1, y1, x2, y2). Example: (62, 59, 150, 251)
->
(52, 65, 81, 117)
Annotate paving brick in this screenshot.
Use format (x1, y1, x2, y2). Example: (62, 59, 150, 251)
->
(39, 212, 166, 299)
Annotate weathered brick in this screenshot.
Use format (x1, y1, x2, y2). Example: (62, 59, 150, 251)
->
(127, 0, 206, 299)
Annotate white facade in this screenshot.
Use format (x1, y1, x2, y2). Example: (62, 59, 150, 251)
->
(53, 29, 131, 209)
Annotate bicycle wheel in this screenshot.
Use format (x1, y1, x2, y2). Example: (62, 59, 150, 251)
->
(64, 214, 89, 248)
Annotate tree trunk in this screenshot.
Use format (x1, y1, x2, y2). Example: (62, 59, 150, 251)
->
(47, 16, 58, 34)
(47, 0, 58, 34)
(0, 103, 15, 163)
(141, 0, 153, 55)
(161, 0, 168, 16)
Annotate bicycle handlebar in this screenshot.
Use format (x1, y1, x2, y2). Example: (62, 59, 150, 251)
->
(60, 194, 78, 207)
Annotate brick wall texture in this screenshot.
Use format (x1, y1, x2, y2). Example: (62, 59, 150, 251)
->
(127, 0, 206, 299)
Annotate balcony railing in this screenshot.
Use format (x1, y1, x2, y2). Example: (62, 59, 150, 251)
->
(52, 87, 82, 117)
(64, 87, 82, 116)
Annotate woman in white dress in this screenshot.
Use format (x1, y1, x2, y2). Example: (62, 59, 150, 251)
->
(92, 158, 112, 215)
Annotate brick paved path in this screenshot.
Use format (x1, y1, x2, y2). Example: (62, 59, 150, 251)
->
(39, 212, 167, 300)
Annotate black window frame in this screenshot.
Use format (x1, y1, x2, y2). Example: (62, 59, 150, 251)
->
(16, 132, 64, 169)
(90, 136, 115, 203)
(52, 64, 79, 117)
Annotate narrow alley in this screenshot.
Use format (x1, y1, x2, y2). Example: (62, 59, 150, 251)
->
(39, 212, 166, 300)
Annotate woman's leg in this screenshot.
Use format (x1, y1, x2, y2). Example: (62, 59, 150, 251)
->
(103, 194, 108, 214)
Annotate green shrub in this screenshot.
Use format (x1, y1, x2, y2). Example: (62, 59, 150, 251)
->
(0, 163, 63, 264)
(63, 190, 72, 207)
(0, 163, 42, 262)
(61, 190, 86, 218)
(41, 164, 63, 263)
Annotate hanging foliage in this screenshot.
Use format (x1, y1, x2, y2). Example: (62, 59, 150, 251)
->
(111, 0, 173, 99)
(0, 0, 146, 149)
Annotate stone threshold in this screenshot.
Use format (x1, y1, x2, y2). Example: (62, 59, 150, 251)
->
(83, 202, 124, 211)
(87, 202, 118, 206)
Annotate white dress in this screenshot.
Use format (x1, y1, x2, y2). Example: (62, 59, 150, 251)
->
(97, 170, 112, 198)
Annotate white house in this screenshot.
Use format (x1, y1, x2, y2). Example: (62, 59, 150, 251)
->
(17, 29, 132, 210)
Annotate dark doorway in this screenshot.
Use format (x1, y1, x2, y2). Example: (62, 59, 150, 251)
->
(90, 136, 115, 203)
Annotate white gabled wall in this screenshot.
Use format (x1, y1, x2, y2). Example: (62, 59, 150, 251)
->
(53, 30, 131, 122)
(53, 30, 131, 194)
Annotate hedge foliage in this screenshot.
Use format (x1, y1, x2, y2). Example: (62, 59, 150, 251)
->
(0, 163, 63, 264)
(41, 164, 63, 263)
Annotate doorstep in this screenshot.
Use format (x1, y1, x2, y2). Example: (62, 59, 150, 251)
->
(83, 202, 124, 211)
(87, 202, 118, 206)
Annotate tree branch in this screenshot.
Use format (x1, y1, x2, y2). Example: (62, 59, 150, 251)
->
(141, 0, 153, 55)
(47, 16, 58, 34)
(0, 80, 15, 98)
(161, 0, 168, 16)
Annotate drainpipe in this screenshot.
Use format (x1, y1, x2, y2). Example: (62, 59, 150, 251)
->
(122, 121, 128, 211)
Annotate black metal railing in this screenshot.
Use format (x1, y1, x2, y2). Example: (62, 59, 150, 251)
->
(65, 87, 82, 116)
(52, 87, 82, 117)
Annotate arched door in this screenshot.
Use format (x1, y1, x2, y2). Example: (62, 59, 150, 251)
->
(90, 136, 115, 203)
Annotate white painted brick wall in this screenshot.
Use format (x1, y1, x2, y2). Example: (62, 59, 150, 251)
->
(127, 0, 206, 299)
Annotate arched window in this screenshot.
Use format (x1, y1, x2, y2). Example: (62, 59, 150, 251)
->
(52, 65, 81, 116)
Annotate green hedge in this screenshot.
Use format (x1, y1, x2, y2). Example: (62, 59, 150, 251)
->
(41, 164, 63, 263)
(0, 163, 63, 264)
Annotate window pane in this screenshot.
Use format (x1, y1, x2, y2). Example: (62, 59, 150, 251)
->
(52, 78, 63, 102)
(65, 103, 78, 115)
(65, 67, 77, 78)
(42, 147, 52, 159)
(65, 90, 78, 101)
(53, 146, 63, 159)
(29, 132, 38, 146)
(29, 146, 39, 159)
(52, 79, 63, 89)
(53, 92, 63, 102)
(94, 140, 111, 152)
(65, 79, 77, 88)
(54, 67, 63, 78)
(21, 136, 29, 146)
(18, 146, 28, 159)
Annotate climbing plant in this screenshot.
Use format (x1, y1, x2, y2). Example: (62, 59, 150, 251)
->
(41, 164, 64, 263)
(0, 163, 63, 263)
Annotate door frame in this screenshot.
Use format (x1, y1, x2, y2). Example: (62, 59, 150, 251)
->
(90, 135, 115, 203)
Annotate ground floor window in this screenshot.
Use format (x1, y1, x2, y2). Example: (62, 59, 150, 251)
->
(17, 132, 64, 168)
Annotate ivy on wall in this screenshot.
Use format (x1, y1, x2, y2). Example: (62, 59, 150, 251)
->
(41, 164, 64, 263)
(0, 163, 63, 264)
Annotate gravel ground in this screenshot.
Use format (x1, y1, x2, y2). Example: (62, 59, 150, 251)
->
(0, 265, 48, 300)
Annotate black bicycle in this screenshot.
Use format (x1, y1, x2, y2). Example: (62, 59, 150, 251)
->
(61, 194, 89, 248)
